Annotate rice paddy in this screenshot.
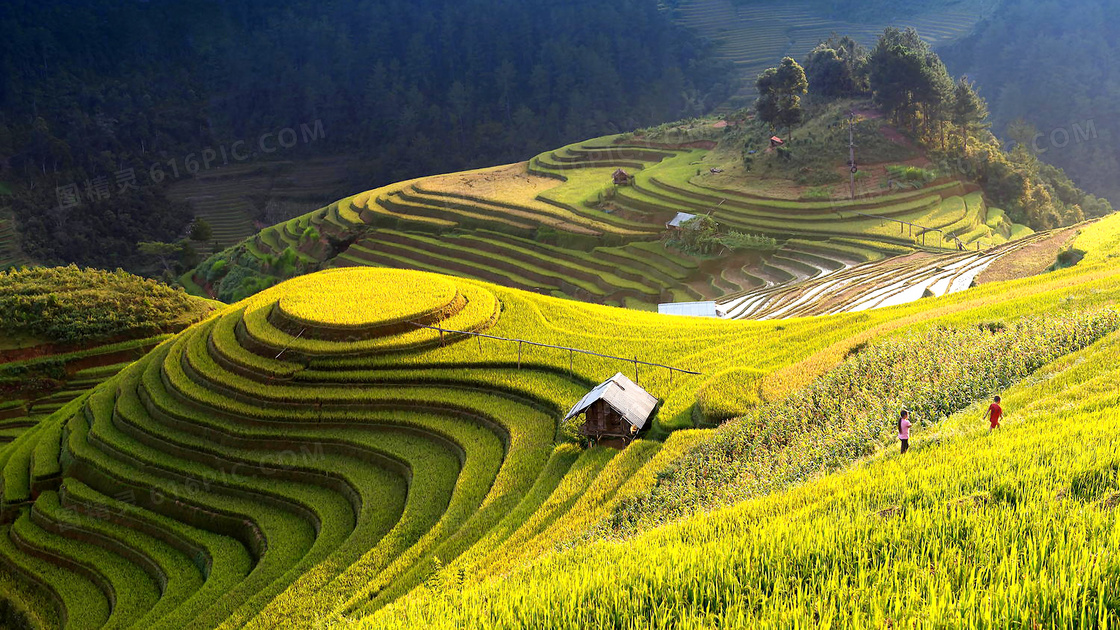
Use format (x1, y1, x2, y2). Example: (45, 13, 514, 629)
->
(193, 121, 1033, 316)
(1, 210, 1119, 627)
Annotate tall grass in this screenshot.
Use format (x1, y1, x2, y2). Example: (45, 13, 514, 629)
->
(358, 328, 1120, 629)
(606, 310, 1120, 533)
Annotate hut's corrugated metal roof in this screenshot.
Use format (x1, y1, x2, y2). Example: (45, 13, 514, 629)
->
(563, 372, 658, 430)
(666, 212, 697, 228)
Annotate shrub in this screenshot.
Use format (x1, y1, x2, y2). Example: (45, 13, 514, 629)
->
(886, 164, 936, 186)
(0, 266, 209, 344)
(207, 259, 229, 282)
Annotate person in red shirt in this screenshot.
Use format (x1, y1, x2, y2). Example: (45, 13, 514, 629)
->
(983, 395, 1003, 432)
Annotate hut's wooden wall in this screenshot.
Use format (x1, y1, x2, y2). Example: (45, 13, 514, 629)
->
(580, 400, 630, 438)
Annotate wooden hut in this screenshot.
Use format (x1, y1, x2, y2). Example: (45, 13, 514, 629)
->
(770, 135, 784, 148)
(563, 373, 657, 443)
(612, 168, 633, 186)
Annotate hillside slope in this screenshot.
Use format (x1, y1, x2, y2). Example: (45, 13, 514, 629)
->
(365, 302, 1120, 628)
(0, 212, 1118, 627)
(0, 267, 217, 448)
(190, 107, 1038, 316)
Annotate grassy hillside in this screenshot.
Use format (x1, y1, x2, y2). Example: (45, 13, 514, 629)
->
(190, 105, 1037, 312)
(366, 314, 1120, 627)
(0, 211, 1117, 627)
(0, 267, 217, 448)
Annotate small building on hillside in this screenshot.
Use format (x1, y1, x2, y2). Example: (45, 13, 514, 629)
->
(770, 135, 784, 148)
(612, 168, 633, 186)
(658, 301, 721, 318)
(666, 211, 697, 230)
(564, 373, 657, 443)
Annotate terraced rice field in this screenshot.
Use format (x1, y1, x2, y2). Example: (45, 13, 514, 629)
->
(211, 133, 1023, 314)
(0, 218, 30, 269)
(334, 229, 702, 304)
(167, 158, 354, 254)
(359, 309, 1120, 628)
(0, 337, 171, 447)
(0, 267, 777, 627)
(719, 230, 1054, 319)
(7, 212, 1117, 627)
(671, 0, 991, 109)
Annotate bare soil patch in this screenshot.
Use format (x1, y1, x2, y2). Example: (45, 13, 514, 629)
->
(878, 124, 913, 148)
(424, 162, 561, 201)
(977, 227, 1079, 285)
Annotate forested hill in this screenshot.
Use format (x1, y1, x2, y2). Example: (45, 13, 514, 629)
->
(941, 0, 1120, 204)
(0, 0, 732, 270)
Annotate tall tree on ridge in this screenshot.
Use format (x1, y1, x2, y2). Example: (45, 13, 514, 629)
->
(868, 27, 953, 136)
(756, 57, 809, 136)
(804, 35, 869, 98)
(952, 77, 990, 153)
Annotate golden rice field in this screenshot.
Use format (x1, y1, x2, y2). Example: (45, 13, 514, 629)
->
(276, 268, 460, 329)
(1, 210, 1118, 627)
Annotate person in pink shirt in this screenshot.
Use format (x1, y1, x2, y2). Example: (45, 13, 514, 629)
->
(898, 409, 912, 454)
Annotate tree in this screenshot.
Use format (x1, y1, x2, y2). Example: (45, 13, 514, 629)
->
(804, 35, 869, 98)
(189, 218, 213, 243)
(951, 77, 989, 153)
(138, 241, 183, 276)
(1006, 118, 1041, 167)
(756, 57, 809, 134)
(868, 28, 953, 135)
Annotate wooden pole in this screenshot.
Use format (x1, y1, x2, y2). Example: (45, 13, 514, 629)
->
(518, 341, 522, 369)
(848, 111, 856, 200)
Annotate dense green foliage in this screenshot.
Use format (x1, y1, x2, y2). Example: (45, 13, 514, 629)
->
(755, 57, 808, 131)
(942, 0, 1120, 204)
(790, 27, 1113, 231)
(0, 266, 210, 343)
(0, 0, 731, 269)
(804, 36, 869, 98)
(9, 187, 195, 273)
(666, 215, 778, 256)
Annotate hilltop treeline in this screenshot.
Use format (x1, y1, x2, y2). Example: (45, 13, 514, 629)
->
(0, 0, 732, 270)
(941, 0, 1120, 205)
(770, 29, 1111, 231)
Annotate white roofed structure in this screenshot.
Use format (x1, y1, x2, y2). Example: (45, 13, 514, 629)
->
(563, 372, 658, 437)
(666, 212, 698, 229)
(658, 301, 720, 318)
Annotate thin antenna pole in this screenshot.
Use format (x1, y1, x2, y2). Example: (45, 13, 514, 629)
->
(848, 110, 857, 200)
